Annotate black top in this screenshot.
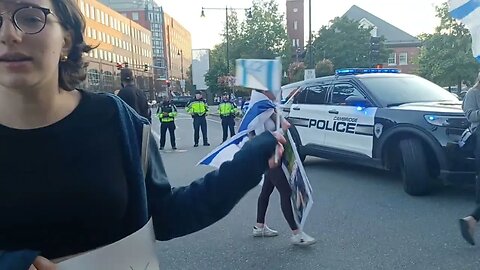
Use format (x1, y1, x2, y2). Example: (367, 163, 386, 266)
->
(0, 90, 279, 264)
(0, 91, 138, 259)
(117, 85, 150, 121)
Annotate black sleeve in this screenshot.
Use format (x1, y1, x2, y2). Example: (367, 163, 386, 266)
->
(145, 132, 277, 240)
(117, 89, 138, 112)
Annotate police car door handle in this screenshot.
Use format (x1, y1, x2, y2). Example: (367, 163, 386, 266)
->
(328, 109, 339, 114)
(292, 107, 300, 111)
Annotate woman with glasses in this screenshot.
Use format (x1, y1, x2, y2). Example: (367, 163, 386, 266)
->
(0, 1, 287, 269)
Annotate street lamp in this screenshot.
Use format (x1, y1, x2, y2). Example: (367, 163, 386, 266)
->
(201, 6, 252, 75)
(177, 49, 184, 81)
(177, 49, 185, 93)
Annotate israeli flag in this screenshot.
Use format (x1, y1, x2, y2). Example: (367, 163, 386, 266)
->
(236, 59, 282, 93)
(238, 90, 276, 134)
(449, 0, 480, 62)
(198, 91, 276, 168)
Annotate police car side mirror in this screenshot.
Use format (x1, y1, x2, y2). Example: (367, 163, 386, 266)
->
(345, 96, 371, 108)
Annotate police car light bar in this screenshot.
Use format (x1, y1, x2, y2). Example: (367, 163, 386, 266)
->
(335, 68, 400, 75)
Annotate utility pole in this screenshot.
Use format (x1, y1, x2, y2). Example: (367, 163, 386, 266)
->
(308, 0, 313, 69)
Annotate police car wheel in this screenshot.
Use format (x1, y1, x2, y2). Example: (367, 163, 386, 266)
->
(399, 138, 432, 196)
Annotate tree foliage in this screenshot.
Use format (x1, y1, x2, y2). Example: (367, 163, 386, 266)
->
(311, 16, 389, 70)
(315, 59, 335, 77)
(417, 2, 479, 89)
(204, 0, 288, 95)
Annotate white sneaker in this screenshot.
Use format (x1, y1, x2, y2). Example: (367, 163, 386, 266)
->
(290, 231, 316, 246)
(252, 225, 279, 237)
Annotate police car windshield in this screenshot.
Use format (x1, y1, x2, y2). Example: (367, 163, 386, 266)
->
(358, 75, 459, 107)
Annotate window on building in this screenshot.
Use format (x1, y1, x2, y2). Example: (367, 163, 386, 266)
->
(399, 52, 408, 65)
(85, 3, 90, 18)
(132, 12, 139, 21)
(79, 1, 85, 14)
(92, 29, 96, 39)
(101, 11, 105, 24)
(293, 8, 298, 12)
(96, 9, 100, 22)
(87, 27, 91, 38)
(90, 6, 94, 19)
(388, 53, 397, 66)
(294, 21, 298, 30)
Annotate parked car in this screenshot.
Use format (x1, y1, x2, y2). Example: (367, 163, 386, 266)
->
(171, 96, 192, 107)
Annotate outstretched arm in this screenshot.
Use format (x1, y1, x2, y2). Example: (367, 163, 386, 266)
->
(145, 132, 278, 240)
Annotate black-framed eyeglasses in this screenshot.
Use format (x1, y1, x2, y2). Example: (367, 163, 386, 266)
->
(0, 6, 55, 35)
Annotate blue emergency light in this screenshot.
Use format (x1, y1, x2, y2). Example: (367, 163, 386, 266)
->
(335, 68, 400, 76)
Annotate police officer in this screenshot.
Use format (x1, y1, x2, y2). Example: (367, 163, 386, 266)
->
(157, 97, 178, 150)
(218, 92, 237, 142)
(187, 91, 210, 147)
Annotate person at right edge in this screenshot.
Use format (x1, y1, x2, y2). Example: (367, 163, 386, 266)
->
(157, 97, 177, 150)
(459, 71, 480, 246)
(187, 91, 210, 147)
(218, 92, 237, 142)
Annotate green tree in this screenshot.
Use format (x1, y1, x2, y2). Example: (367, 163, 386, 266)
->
(417, 2, 479, 90)
(315, 59, 335, 77)
(204, 0, 288, 95)
(288, 62, 306, 83)
(311, 16, 389, 69)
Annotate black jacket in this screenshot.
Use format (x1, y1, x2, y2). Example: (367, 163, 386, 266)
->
(117, 84, 151, 122)
(0, 93, 277, 268)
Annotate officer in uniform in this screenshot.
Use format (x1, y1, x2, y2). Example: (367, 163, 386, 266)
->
(157, 98, 178, 150)
(218, 92, 237, 142)
(187, 91, 210, 147)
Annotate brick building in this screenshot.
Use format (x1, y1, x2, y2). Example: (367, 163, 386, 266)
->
(344, 5, 422, 74)
(286, 0, 305, 60)
(76, 0, 153, 92)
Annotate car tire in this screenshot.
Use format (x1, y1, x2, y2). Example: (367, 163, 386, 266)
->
(399, 138, 432, 196)
(289, 126, 306, 163)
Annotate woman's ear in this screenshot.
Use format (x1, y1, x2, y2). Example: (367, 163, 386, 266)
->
(61, 31, 74, 58)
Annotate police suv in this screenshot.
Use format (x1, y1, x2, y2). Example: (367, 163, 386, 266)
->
(282, 68, 475, 198)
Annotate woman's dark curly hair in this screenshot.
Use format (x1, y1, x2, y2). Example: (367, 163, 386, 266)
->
(51, 0, 95, 91)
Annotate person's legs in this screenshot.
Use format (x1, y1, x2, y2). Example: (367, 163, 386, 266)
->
(221, 118, 228, 142)
(268, 167, 299, 231)
(269, 167, 316, 245)
(253, 173, 278, 237)
(228, 117, 236, 137)
(256, 174, 275, 225)
(159, 123, 167, 149)
(200, 117, 209, 145)
(168, 122, 176, 148)
(459, 128, 480, 245)
(193, 118, 200, 146)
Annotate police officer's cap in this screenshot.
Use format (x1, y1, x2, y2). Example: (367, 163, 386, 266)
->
(195, 90, 202, 95)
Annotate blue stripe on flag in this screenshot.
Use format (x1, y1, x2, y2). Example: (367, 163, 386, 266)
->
(200, 133, 248, 165)
(476, 55, 480, 63)
(267, 61, 274, 91)
(238, 99, 276, 132)
(450, 0, 480, 19)
(241, 59, 247, 86)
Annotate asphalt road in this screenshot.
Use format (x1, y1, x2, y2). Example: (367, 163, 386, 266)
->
(151, 109, 480, 270)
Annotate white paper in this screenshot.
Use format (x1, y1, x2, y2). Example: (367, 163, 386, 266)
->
(57, 219, 159, 270)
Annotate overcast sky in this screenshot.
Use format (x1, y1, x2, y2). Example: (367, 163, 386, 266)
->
(157, 0, 445, 49)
